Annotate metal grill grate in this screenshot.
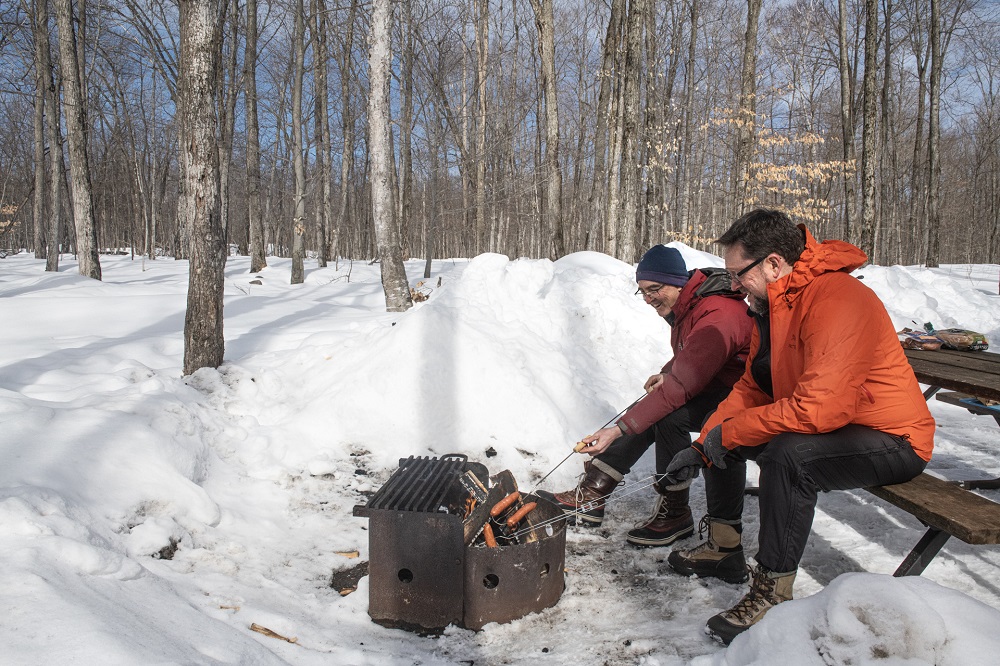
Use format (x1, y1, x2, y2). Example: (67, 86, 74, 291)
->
(363, 454, 468, 513)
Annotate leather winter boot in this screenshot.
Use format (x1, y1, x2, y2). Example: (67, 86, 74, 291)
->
(667, 515, 748, 583)
(535, 459, 622, 526)
(625, 480, 694, 547)
(705, 563, 796, 645)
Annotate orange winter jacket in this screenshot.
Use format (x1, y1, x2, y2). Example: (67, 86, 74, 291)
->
(699, 226, 935, 461)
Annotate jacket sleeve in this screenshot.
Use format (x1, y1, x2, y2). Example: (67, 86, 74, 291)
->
(716, 276, 881, 449)
(620, 299, 750, 435)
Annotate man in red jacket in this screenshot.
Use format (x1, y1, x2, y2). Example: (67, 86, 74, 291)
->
(663, 208, 934, 644)
(538, 245, 753, 546)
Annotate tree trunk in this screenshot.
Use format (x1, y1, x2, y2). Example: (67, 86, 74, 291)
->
(218, 0, 239, 252)
(475, 0, 489, 254)
(290, 0, 306, 284)
(30, 0, 47, 260)
(618, 0, 645, 262)
(859, 0, 878, 258)
(368, 0, 412, 311)
(312, 0, 331, 268)
(837, 0, 857, 243)
(335, 0, 358, 265)
(528, 0, 564, 259)
(246, 0, 265, 272)
(587, 0, 623, 252)
(54, 0, 101, 279)
(925, 0, 942, 267)
(733, 0, 762, 214)
(45, 46, 63, 272)
(399, 0, 414, 261)
(180, 0, 225, 374)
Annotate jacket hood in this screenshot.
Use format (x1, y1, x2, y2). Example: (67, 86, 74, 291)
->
(779, 225, 868, 302)
(668, 268, 745, 325)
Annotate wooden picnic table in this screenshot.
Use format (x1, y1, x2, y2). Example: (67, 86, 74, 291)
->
(904, 348, 1000, 403)
(859, 347, 1000, 576)
(904, 348, 1000, 489)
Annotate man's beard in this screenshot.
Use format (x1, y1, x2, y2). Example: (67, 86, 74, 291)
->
(749, 295, 769, 315)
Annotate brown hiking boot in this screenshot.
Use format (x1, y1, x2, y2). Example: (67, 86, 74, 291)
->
(667, 515, 748, 583)
(535, 459, 622, 526)
(705, 563, 796, 645)
(626, 481, 694, 547)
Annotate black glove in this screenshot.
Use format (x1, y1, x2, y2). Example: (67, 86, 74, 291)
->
(701, 424, 728, 469)
(663, 447, 705, 485)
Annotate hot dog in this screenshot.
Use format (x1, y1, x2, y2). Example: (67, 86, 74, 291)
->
(505, 501, 538, 530)
(489, 491, 521, 518)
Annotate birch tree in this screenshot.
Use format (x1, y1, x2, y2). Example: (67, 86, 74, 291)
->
(290, 0, 306, 284)
(368, 0, 412, 311)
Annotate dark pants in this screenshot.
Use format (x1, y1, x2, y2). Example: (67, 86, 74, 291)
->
(704, 424, 927, 572)
(598, 389, 730, 477)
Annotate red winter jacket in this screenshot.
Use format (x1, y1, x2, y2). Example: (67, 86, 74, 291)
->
(698, 227, 935, 461)
(618, 269, 754, 435)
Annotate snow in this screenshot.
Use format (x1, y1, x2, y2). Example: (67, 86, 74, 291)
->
(1, 248, 999, 665)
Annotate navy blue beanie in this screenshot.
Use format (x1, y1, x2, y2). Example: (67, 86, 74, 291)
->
(636, 246, 689, 287)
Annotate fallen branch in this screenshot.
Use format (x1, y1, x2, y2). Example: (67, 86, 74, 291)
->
(250, 623, 298, 644)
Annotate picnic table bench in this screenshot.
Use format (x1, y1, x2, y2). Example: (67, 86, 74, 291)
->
(865, 349, 1000, 576)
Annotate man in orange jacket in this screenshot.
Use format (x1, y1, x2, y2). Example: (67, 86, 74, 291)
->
(663, 208, 935, 645)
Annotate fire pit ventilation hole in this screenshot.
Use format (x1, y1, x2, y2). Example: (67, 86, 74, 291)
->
(398, 569, 414, 584)
(483, 574, 500, 589)
(540, 563, 550, 577)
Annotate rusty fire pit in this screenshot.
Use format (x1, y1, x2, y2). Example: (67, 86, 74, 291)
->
(353, 453, 567, 632)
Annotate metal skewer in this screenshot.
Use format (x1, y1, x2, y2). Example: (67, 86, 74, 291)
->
(532, 393, 646, 489)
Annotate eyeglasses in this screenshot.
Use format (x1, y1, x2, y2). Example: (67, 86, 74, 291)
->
(635, 284, 667, 299)
(726, 256, 766, 285)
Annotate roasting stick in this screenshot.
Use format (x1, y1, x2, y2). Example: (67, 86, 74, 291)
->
(532, 393, 647, 490)
(510, 474, 663, 540)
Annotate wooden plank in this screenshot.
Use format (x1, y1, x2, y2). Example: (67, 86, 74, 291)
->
(905, 349, 1000, 375)
(906, 349, 1000, 400)
(867, 473, 1000, 545)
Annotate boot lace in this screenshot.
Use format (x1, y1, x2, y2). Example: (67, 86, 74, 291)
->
(725, 566, 777, 623)
(631, 492, 669, 529)
(678, 515, 716, 556)
(571, 472, 621, 512)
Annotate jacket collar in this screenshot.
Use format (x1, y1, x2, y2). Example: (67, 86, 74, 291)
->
(768, 225, 868, 306)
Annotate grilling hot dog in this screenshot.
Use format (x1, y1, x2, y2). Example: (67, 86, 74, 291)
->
(490, 492, 521, 518)
(505, 502, 538, 530)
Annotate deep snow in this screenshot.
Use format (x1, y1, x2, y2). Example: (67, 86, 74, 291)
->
(1, 247, 999, 665)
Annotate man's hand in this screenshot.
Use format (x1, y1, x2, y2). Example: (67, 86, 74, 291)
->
(701, 424, 728, 469)
(578, 426, 622, 456)
(644, 374, 665, 393)
(663, 448, 704, 485)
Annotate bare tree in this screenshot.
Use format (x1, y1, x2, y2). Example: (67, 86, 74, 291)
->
(180, 0, 225, 374)
(54, 0, 101, 279)
(290, 0, 306, 284)
(733, 0, 763, 214)
(312, 0, 331, 268)
(925, 0, 942, 267)
(837, 0, 858, 243)
(369, 0, 412, 311)
(859, 0, 878, 258)
(246, 0, 265, 272)
(528, 0, 564, 259)
(29, 0, 47, 261)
